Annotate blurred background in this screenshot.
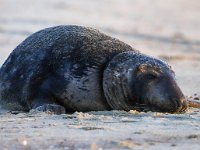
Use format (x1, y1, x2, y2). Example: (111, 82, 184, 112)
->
(0, 0, 200, 95)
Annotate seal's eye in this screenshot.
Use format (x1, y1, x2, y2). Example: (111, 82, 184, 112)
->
(140, 73, 158, 81)
(145, 73, 157, 80)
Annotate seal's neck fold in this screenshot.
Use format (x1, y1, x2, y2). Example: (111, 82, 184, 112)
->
(103, 51, 139, 111)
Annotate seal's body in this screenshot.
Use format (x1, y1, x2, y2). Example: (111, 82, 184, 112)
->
(0, 25, 187, 113)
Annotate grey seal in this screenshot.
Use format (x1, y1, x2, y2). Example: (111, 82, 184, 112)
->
(0, 25, 188, 114)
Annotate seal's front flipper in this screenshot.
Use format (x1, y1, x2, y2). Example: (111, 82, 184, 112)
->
(32, 104, 66, 115)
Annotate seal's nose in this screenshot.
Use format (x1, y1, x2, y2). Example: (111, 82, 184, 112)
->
(175, 98, 188, 113)
(180, 98, 188, 112)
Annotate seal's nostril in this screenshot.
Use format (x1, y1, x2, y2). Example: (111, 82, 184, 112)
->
(175, 98, 188, 113)
(180, 99, 188, 112)
(170, 98, 184, 113)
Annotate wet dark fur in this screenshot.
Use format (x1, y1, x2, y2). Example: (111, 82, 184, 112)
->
(0, 25, 187, 113)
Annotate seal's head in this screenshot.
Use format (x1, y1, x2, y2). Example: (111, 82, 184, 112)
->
(103, 52, 188, 113)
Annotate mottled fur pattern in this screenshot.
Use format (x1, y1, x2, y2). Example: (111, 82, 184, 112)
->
(0, 25, 187, 113)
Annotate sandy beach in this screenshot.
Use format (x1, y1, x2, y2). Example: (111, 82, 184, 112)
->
(0, 0, 200, 149)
